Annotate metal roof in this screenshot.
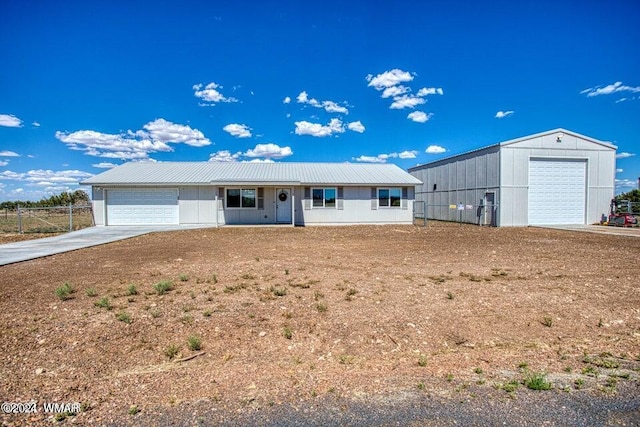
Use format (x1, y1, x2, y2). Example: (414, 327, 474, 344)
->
(408, 128, 616, 172)
(81, 162, 423, 186)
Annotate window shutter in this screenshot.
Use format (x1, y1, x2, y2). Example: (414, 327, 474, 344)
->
(304, 187, 311, 210)
(371, 187, 377, 210)
(337, 187, 344, 210)
(257, 187, 264, 210)
(401, 187, 408, 210)
(218, 187, 225, 210)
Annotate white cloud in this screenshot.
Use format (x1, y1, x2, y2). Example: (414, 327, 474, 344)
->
(616, 168, 623, 173)
(353, 154, 392, 163)
(0, 114, 23, 128)
(283, 96, 291, 104)
(381, 85, 410, 99)
(0, 169, 93, 185)
(615, 179, 638, 191)
(425, 145, 446, 154)
(0, 160, 8, 166)
(296, 91, 349, 114)
(244, 143, 293, 159)
(398, 150, 418, 159)
(223, 123, 252, 138)
(243, 158, 275, 163)
(92, 162, 118, 169)
(353, 150, 417, 162)
(615, 98, 628, 103)
(209, 150, 242, 162)
(141, 119, 211, 147)
(407, 111, 433, 123)
(366, 69, 414, 90)
(581, 81, 640, 97)
(32, 121, 40, 127)
(495, 110, 514, 119)
(347, 121, 365, 133)
(56, 118, 211, 160)
(294, 118, 345, 137)
(0, 151, 20, 157)
(416, 87, 444, 96)
(390, 95, 426, 109)
(616, 152, 635, 159)
(193, 82, 239, 105)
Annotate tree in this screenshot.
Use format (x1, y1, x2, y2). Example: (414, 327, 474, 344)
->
(615, 189, 640, 204)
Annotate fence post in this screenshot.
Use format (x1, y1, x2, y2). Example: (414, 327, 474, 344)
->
(17, 205, 22, 233)
(69, 202, 73, 231)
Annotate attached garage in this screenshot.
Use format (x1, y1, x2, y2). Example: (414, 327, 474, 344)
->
(106, 189, 178, 225)
(528, 159, 586, 225)
(409, 128, 616, 226)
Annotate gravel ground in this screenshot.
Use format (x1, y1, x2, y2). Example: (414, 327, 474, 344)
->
(1, 223, 638, 426)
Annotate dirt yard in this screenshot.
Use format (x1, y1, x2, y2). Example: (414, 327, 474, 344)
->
(1, 223, 639, 425)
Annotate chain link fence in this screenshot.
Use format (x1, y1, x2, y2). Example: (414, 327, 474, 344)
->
(0, 204, 94, 234)
(413, 201, 498, 226)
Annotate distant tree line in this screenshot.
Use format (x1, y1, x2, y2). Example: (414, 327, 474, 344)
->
(615, 189, 640, 204)
(0, 190, 90, 210)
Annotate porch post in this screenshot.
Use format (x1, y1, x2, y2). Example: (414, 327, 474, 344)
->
(291, 194, 295, 226)
(215, 195, 219, 228)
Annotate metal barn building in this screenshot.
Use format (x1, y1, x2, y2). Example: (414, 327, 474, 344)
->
(408, 129, 616, 226)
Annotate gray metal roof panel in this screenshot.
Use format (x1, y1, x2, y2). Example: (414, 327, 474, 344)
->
(81, 162, 423, 186)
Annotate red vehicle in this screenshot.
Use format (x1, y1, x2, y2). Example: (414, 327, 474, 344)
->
(608, 212, 638, 227)
(607, 199, 639, 227)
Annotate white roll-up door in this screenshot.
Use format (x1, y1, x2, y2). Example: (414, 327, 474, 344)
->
(528, 159, 586, 225)
(107, 189, 178, 225)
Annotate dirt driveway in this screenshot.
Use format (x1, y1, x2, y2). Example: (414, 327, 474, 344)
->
(1, 223, 638, 425)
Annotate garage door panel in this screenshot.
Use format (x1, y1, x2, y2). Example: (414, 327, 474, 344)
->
(528, 159, 586, 225)
(107, 189, 178, 225)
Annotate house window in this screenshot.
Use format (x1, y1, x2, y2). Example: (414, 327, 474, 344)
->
(378, 188, 401, 208)
(312, 188, 336, 208)
(226, 188, 256, 208)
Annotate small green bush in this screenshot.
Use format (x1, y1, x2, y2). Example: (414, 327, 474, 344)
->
(154, 281, 173, 295)
(418, 354, 428, 367)
(55, 282, 74, 300)
(85, 288, 97, 297)
(179, 274, 189, 282)
(283, 327, 293, 340)
(524, 371, 552, 390)
(128, 405, 139, 415)
(187, 335, 202, 351)
(165, 344, 179, 360)
(116, 311, 132, 324)
(127, 284, 138, 296)
(95, 297, 112, 310)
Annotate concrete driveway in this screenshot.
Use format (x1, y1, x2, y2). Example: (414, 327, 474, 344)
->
(0, 225, 211, 266)
(536, 224, 640, 237)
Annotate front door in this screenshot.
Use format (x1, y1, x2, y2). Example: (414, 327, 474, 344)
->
(276, 188, 292, 223)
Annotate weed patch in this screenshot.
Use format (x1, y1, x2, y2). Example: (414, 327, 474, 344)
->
(154, 281, 173, 295)
(55, 282, 74, 301)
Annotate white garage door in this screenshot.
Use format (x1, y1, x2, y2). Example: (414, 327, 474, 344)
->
(528, 159, 586, 225)
(107, 189, 178, 225)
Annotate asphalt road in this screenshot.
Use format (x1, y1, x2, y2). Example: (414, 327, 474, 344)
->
(119, 381, 639, 426)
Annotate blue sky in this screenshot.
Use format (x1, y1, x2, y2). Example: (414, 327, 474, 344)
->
(1, 0, 639, 201)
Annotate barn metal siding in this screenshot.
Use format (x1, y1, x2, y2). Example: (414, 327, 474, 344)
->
(410, 146, 500, 225)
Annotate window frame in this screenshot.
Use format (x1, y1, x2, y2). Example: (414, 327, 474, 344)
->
(225, 187, 258, 209)
(378, 187, 402, 208)
(311, 187, 337, 209)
